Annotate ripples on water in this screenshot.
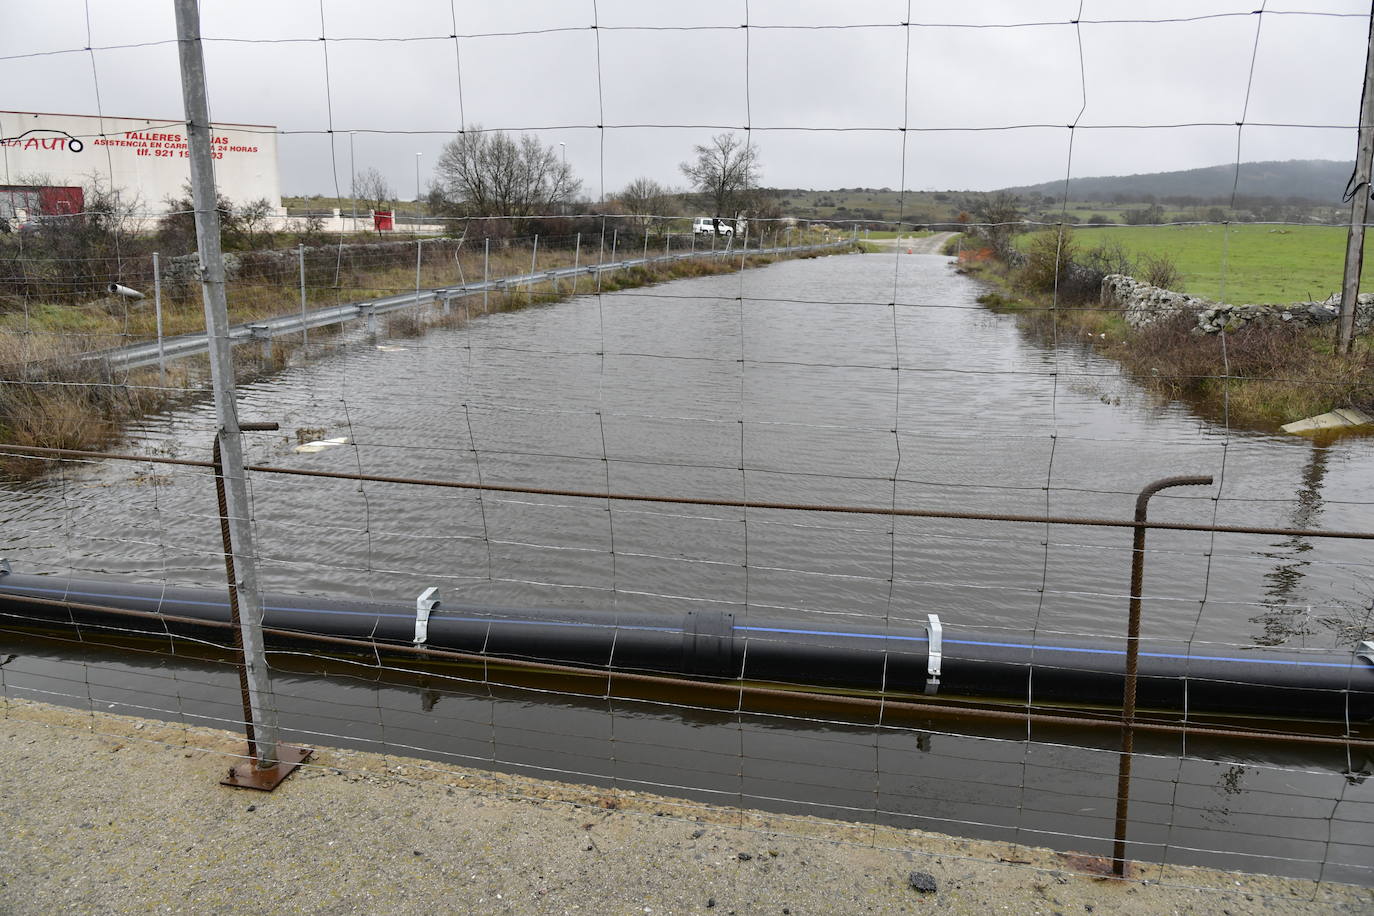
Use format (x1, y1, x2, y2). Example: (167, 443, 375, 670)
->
(3, 251, 1372, 882)
(6, 251, 1371, 649)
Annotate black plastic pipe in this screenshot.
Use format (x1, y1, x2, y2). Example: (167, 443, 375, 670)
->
(1, 572, 1369, 721)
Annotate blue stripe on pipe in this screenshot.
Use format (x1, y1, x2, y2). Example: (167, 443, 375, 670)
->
(731, 625, 1362, 669)
(4, 584, 1364, 670)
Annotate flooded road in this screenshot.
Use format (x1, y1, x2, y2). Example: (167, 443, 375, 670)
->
(8, 249, 1372, 648)
(2, 250, 1371, 881)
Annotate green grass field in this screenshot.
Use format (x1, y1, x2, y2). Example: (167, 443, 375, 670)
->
(858, 229, 934, 240)
(1064, 224, 1370, 304)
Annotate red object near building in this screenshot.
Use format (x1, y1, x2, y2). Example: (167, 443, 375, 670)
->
(0, 185, 84, 223)
(373, 209, 394, 231)
(39, 186, 83, 215)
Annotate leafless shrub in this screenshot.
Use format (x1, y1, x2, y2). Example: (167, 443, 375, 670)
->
(1079, 240, 1134, 277)
(1139, 252, 1182, 290)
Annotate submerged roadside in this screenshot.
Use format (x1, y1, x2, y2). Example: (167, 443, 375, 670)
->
(950, 231, 1374, 433)
(1, 698, 1367, 915)
(0, 240, 855, 479)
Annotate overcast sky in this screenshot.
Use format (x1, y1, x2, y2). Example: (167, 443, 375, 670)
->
(2, 0, 1369, 201)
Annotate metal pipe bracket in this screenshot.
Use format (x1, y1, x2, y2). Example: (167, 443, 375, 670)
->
(414, 587, 440, 645)
(925, 613, 943, 694)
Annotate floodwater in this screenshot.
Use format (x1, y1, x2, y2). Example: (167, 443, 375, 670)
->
(2, 251, 1371, 882)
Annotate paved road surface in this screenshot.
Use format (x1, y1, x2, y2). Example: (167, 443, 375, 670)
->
(865, 230, 956, 254)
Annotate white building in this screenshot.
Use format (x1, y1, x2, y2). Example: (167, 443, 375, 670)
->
(0, 110, 280, 222)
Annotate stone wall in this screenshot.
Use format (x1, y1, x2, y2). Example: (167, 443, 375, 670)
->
(1100, 274, 1374, 335)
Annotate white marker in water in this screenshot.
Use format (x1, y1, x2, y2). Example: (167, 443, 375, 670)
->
(293, 436, 350, 454)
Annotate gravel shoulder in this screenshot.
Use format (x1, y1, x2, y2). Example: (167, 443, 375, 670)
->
(2, 698, 1368, 915)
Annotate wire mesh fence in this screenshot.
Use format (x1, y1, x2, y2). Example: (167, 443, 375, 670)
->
(1, 0, 1373, 902)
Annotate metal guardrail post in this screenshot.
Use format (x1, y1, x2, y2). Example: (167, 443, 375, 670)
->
(1111, 474, 1213, 876)
(249, 324, 272, 360)
(152, 251, 165, 386)
(571, 233, 581, 296)
(528, 234, 539, 295)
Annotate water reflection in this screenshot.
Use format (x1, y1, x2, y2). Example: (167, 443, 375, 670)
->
(3, 253, 1373, 651)
(1255, 435, 1332, 645)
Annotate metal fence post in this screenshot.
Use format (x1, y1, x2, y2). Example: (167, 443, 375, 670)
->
(298, 243, 307, 351)
(152, 251, 165, 386)
(483, 238, 490, 312)
(415, 237, 424, 307)
(1111, 474, 1213, 876)
(175, 0, 307, 788)
(572, 232, 581, 296)
(529, 234, 540, 296)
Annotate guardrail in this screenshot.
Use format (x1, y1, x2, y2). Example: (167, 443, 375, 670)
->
(82, 240, 851, 374)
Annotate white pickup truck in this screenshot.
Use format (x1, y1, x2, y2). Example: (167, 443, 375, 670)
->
(692, 217, 733, 237)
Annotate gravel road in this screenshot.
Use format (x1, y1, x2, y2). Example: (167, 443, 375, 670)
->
(2, 699, 1368, 915)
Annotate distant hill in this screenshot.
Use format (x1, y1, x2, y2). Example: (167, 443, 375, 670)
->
(1002, 159, 1354, 204)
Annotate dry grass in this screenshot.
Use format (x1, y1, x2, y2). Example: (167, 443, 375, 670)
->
(1126, 312, 1374, 428)
(967, 255, 1374, 431)
(0, 333, 184, 477)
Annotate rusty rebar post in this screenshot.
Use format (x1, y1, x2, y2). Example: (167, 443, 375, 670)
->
(212, 422, 279, 762)
(212, 433, 255, 760)
(1112, 474, 1213, 877)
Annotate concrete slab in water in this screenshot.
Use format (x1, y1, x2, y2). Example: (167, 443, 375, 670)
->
(1281, 408, 1374, 435)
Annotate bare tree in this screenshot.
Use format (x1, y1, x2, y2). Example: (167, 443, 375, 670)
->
(353, 168, 395, 234)
(433, 126, 580, 229)
(971, 191, 1023, 259)
(679, 132, 762, 231)
(237, 197, 275, 248)
(615, 177, 678, 237)
(354, 167, 395, 214)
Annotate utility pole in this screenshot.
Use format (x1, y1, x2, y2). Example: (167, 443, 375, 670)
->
(1337, 3, 1374, 353)
(174, 0, 293, 781)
